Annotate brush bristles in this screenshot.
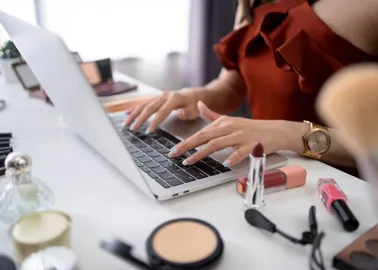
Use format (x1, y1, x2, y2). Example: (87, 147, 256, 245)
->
(317, 63, 378, 156)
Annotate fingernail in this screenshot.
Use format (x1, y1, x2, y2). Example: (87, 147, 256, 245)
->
(182, 159, 189, 166)
(223, 160, 231, 167)
(168, 148, 177, 157)
(145, 129, 150, 135)
(130, 123, 137, 131)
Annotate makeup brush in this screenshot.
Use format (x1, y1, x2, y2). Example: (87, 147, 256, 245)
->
(316, 63, 378, 184)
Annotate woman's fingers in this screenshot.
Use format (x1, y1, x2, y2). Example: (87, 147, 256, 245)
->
(182, 134, 239, 165)
(131, 97, 167, 132)
(125, 105, 145, 126)
(169, 124, 227, 157)
(177, 107, 198, 120)
(197, 101, 222, 122)
(223, 146, 251, 168)
(147, 99, 179, 133)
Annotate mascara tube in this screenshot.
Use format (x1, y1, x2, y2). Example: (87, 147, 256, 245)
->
(244, 143, 266, 209)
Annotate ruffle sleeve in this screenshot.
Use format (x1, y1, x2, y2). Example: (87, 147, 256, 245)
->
(213, 0, 377, 94)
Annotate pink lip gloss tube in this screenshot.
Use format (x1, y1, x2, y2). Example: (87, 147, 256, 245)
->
(317, 178, 359, 232)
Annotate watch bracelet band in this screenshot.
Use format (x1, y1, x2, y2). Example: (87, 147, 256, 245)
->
(301, 121, 329, 159)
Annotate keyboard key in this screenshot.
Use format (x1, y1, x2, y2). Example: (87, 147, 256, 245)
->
(140, 147, 153, 153)
(137, 156, 151, 163)
(170, 157, 183, 165)
(131, 151, 144, 158)
(162, 140, 175, 149)
(175, 171, 196, 183)
(205, 159, 222, 168)
(147, 151, 160, 158)
(141, 167, 150, 173)
(141, 137, 154, 145)
(126, 146, 139, 153)
(121, 134, 133, 140)
(166, 178, 183, 187)
(166, 164, 183, 174)
(156, 178, 170, 188)
(150, 134, 161, 140)
(150, 143, 162, 149)
(151, 166, 166, 174)
(202, 157, 212, 162)
(158, 171, 175, 180)
(186, 168, 207, 179)
(160, 161, 173, 168)
(188, 149, 197, 154)
(148, 172, 159, 179)
(145, 161, 159, 168)
(133, 142, 145, 148)
(155, 137, 167, 144)
(128, 137, 141, 145)
(214, 165, 231, 173)
(156, 129, 181, 144)
(155, 147, 169, 154)
(134, 131, 145, 138)
(195, 162, 220, 176)
(135, 160, 144, 167)
(153, 156, 166, 163)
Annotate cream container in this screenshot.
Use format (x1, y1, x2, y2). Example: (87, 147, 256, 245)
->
(11, 210, 72, 262)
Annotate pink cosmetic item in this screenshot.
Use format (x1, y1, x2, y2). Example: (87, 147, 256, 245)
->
(236, 165, 307, 196)
(317, 178, 359, 232)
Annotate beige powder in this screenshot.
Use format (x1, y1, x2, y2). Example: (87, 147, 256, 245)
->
(152, 221, 217, 263)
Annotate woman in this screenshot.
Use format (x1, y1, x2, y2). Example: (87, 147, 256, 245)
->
(125, 0, 378, 173)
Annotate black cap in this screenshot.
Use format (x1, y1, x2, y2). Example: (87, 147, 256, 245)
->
(331, 200, 359, 232)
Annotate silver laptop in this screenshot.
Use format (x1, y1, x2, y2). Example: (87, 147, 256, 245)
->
(0, 12, 287, 201)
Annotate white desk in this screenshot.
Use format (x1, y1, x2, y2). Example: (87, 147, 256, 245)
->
(0, 73, 377, 270)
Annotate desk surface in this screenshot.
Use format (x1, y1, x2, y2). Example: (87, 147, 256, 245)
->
(0, 72, 376, 269)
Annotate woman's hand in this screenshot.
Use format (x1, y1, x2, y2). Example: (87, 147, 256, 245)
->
(125, 89, 201, 134)
(169, 101, 288, 167)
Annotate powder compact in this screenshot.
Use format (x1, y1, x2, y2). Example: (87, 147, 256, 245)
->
(333, 224, 378, 270)
(101, 218, 224, 270)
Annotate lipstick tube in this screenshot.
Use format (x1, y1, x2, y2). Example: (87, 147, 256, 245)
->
(244, 143, 265, 209)
(317, 178, 359, 232)
(237, 165, 307, 195)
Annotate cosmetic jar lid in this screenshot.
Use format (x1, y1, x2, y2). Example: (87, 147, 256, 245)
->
(21, 246, 78, 270)
(0, 255, 16, 270)
(146, 218, 224, 269)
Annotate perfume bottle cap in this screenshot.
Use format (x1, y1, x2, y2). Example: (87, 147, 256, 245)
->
(5, 152, 32, 176)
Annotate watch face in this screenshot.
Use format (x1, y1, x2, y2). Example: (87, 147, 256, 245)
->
(308, 130, 329, 153)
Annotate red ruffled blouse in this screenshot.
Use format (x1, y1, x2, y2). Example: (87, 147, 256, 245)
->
(214, 0, 378, 124)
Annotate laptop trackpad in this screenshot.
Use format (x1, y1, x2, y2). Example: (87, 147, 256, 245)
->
(160, 113, 236, 160)
(160, 112, 210, 141)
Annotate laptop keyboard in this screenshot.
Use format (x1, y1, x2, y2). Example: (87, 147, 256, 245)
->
(111, 119, 231, 189)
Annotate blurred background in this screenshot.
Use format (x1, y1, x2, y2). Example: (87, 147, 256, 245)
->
(0, 0, 249, 115)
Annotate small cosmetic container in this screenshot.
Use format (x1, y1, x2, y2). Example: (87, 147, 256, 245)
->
(317, 178, 359, 232)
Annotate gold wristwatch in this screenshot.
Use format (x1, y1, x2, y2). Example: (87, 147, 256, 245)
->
(301, 121, 331, 159)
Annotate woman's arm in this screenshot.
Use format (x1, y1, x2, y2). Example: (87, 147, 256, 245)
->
(282, 121, 356, 167)
(190, 1, 251, 115)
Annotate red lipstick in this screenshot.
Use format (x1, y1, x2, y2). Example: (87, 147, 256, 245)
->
(317, 178, 359, 232)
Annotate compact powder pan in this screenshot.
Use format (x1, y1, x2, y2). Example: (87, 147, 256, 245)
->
(101, 218, 224, 270)
(146, 218, 223, 269)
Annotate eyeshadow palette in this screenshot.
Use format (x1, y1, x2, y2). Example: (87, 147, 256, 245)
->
(333, 224, 378, 270)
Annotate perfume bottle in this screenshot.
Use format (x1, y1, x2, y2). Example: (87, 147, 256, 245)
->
(0, 152, 54, 224)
